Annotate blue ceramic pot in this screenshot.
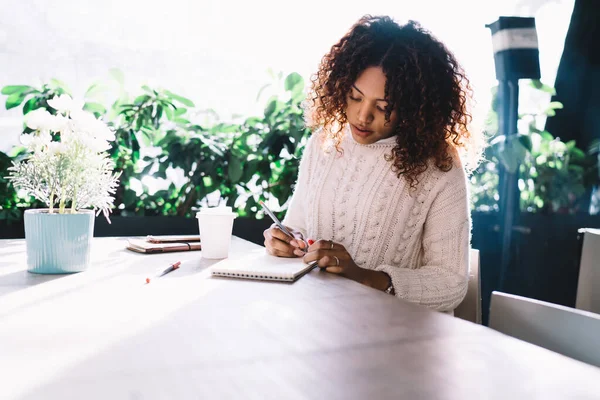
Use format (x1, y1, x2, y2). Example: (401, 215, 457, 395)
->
(24, 209, 95, 274)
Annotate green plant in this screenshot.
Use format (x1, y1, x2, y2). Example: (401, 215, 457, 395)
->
(1, 80, 71, 115)
(0, 150, 24, 222)
(6, 96, 120, 219)
(109, 85, 196, 215)
(1, 71, 311, 220)
(474, 80, 599, 214)
(1, 72, 197, 216)
(144, 72, 311, 219)
(517, 132, 598, 214)
(469, 85, 500, 212)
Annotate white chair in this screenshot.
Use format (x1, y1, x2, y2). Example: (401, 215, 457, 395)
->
(454, 249, 481, 324)
(489, 291, 600, 368)
(576, 228, 600, 313)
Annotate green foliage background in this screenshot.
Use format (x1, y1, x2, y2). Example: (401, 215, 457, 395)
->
(1, 70, 310, 221)
(2, 73, 599, 223)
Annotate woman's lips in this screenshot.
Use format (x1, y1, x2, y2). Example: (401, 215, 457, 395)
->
(351, 124, 373, 138)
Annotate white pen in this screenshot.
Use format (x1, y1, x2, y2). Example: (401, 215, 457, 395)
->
(259, 201, 307, 252)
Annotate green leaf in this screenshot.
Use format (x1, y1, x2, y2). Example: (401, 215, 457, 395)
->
(141, 85, 155, 95)
(134, 95, 150, 104)
(569, 165, 585, 174)
(255, 83, 271, 102)
(85, 82, 108, 99)
(284, 72, 303, 92)
(141, 163, 154, 175)
(548, 101, 563, 110)
(155, 104, 163, 123)
(1, 85, 33, 95)
(83, 102, 107, 115)
(110, 68, 125, 85)
(228, 155, 244, 183)
(493, 135, 528, 174)
(540, 131, 554, 141)
(123, 188, 137, 207)
(164, 91, 195, 108)
(264, 98, 277, 118)
(530, 80, 556, 95)
(164, 106, 174, 121)
(22, 97, 38, 115)
(5, 92, 27, 110)
(242, 159, 260, 182)
(174, 107, 187, 117)
(517, 134, 533, 152)
(49, 78, 71, 94)
(174, 118, 190, 125)
(570, 147, 586, 160)
(244, 116, 263, 127)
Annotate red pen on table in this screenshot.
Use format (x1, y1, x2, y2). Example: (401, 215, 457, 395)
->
(145, 261, 181, 284)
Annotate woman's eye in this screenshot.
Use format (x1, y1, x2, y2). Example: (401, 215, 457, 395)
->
(349, 95, 361, 101)
(377, 106, 386, 112)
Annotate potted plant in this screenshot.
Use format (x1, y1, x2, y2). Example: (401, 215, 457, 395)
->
(7, 94, 120, 273)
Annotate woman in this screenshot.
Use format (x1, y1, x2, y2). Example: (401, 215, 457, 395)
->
(263, 15, 483, 312)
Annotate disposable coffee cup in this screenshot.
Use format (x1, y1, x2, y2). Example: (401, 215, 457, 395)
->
(196, 206, 237, 259)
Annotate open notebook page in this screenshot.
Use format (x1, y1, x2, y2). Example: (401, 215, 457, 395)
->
(210, 248, 316, 282)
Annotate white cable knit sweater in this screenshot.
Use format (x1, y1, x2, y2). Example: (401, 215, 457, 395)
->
(282, 127, 470, 312)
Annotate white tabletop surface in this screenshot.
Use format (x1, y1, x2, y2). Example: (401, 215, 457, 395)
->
(2, 236, 600, 400)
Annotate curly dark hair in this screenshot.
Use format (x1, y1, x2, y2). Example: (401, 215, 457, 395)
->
(306, 15, 483, 188)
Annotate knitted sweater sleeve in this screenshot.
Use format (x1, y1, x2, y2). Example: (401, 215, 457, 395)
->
(281, 134, 316, 239)
(375, 168, 470, 312)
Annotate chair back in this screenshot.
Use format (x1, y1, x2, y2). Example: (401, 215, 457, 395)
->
(454, 249, 481, 324)
(489, 291, 600, 368)
(576, 228, 600, 313)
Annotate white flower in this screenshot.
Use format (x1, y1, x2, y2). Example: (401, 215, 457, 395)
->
(47, 114, 69, 132)
(9, 95, 120, 221)
(80, 135, 111, 153)
(47, 94, 83, 114)
(70, 109, 116, 142)
(61, 125, 111, 153)
(25, 109, 69, 132)
(20, 131, 52, 151)
(25, 108, 53, 130)
(47, 141, 67, 156)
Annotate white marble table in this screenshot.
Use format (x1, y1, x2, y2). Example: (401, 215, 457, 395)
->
(1, 236, 600, 400)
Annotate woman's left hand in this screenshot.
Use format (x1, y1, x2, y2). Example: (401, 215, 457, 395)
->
(303, 239, 361, 277)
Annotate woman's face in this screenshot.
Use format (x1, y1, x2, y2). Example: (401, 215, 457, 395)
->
(346, 66, 399, 145)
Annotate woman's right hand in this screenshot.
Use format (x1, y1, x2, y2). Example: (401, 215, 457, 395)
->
(263, 224, 307, 258)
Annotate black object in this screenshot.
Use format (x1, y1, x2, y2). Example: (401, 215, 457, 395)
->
(486, 17, 541, 291)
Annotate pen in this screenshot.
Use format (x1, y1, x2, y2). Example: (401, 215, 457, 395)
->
(259, 200, 307, 253)
(259, 201, 294, 238)
(145, 261, 181, 284)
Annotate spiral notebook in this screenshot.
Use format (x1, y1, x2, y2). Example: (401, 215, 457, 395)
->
(211, 248, 317, 282)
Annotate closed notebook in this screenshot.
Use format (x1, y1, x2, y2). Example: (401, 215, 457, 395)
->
(211, 248, 317, 282)
(126, 237, 201, 254)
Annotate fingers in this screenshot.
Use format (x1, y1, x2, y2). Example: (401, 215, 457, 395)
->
(301, 239, 349, 274)
(304, 252, 344, 269)
(319, 255, 344, 274)
(270, 225, 293, 243)
(263, 226, 305, 258)
(303, 240, 346, 259)
(290, 238, 307, 250)
(307, 239, 343, 252)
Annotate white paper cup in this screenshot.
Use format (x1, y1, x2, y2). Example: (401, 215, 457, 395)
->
(196, 206, 237, 259)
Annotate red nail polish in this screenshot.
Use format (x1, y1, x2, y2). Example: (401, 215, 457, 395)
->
(308, 239, 315, 245)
